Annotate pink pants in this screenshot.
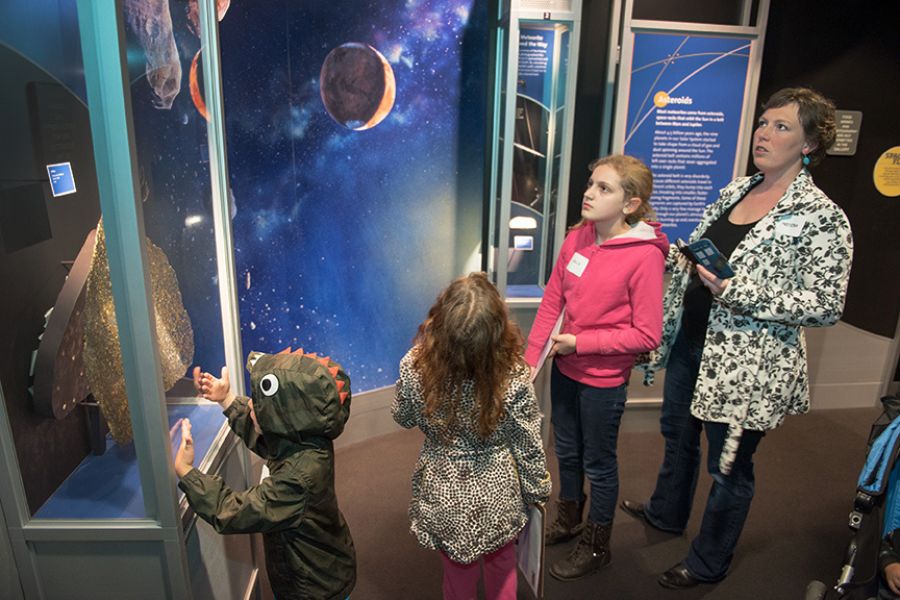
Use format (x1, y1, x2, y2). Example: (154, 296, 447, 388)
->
(439, 539, 517, 600)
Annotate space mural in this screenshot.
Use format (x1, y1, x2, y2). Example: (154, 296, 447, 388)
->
(127, 0, 488, 392)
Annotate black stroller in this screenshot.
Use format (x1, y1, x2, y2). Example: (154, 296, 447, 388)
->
(805, 396, 900, 600)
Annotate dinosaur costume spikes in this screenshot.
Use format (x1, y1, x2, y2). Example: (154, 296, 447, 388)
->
(245, 349, 351, 439)
(249, 348, 350, 412)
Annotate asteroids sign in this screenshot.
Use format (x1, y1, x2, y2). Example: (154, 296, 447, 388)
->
(653, 91, 693, 107)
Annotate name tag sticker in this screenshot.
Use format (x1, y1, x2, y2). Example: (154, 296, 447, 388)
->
(566, 252, 589, 277)
(775, 215, 807, 237)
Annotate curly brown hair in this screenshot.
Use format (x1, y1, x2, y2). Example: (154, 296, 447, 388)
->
(761, 87, 836, 166)
(412, 272, 525, 440)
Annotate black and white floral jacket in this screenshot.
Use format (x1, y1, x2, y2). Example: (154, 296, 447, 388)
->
(640, 169, 853, 473)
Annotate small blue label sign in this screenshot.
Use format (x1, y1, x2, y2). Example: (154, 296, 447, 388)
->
(46, 162, 77, 197)
(513, 235, 534, 250)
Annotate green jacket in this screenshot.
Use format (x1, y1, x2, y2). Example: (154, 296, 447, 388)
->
(179, 351, 356, 600)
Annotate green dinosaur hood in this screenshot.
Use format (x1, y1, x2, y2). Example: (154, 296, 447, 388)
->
(245, 350, 352, 449)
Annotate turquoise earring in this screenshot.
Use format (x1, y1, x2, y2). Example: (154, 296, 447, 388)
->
(802, 154, 810, 166)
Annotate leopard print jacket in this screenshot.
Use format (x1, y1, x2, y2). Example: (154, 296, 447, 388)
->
(639, 169, 853, 473)
(392, 347, 552, 563)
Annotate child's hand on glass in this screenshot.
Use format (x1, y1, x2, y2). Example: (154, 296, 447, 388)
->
(193, 365, 235, 409)
(173, 418, 194, 478)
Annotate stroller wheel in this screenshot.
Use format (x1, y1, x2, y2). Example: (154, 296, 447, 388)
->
(804, 580, 828, 600)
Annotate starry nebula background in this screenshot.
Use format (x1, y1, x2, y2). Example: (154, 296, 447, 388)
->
(132, 0, 489, 392)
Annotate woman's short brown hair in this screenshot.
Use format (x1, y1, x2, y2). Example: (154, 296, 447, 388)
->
(761, 87, 837, 166)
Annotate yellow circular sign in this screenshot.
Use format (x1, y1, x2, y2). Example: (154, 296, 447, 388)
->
(873, 146, 900, 197)
(653, 91, 669, 108)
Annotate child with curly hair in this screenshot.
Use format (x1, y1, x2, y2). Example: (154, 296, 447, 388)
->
(393, 272, 551, 600)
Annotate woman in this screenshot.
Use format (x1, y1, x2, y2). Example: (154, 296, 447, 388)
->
(621, 87, 854, 589)
(525, 155, 668, 580)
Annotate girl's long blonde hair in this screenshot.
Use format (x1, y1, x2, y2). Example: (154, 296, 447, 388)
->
(413, 272, 525, 440)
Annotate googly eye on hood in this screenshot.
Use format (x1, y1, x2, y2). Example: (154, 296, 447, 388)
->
(245, 349, 351, 445)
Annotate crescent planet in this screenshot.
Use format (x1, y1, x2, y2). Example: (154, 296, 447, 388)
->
(189, 49, 208, 121)
(319, 43, 396, 131)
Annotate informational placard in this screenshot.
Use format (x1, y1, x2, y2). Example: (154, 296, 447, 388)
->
(46, 162, 77, 197)
(623, 33, 752, 241)
(514, 235, 534, 250)
(827, 110, 863, 156)
(518, 27, 555, 106)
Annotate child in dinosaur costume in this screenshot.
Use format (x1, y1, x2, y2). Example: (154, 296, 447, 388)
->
(175, 349, 355, 600)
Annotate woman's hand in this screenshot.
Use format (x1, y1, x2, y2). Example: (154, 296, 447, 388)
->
(193, 366, 235, 409)
(550, 333, 576, 356)
(173, 419, 195, 479)
(696, 264, 731, 296)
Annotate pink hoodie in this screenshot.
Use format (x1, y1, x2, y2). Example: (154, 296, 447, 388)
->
(525, 221, 668, 388)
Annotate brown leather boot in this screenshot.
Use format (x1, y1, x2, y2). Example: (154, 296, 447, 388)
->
(545, 499, 585, 546)
(548, 520, 612, 580)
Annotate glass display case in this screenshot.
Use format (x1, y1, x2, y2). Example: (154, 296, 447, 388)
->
(0, 0, 237, 523)
(487, 0, 582, 306)
(0, 1, 257, 598)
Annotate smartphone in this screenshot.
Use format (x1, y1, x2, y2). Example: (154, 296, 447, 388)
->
(676, 238, 735, 279)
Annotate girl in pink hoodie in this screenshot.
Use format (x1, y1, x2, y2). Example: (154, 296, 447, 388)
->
(525, 154, 668, 580)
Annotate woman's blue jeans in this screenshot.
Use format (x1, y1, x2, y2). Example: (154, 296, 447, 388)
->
(550, 363, 628, 526)
(644, 328, 764, 582)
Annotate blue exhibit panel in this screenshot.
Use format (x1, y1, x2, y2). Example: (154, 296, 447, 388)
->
(518, 26, 555, 106)
(624, 33, 751, 242)
(34, 404, 226, 519)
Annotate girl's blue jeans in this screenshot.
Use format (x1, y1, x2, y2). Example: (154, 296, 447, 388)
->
(550, 362, 628, 526)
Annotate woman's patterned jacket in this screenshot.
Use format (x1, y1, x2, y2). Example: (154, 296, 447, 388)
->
(393, 347, 552, 563)
(639, 168, 853, 473)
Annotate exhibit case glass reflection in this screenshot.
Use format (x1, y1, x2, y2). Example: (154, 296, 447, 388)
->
(0, 1, 258, 598)
(0, 0, 236, 522)
(487, 0, 582, 306)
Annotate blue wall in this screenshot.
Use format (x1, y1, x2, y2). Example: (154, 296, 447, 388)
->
(0, 0, 86, 101)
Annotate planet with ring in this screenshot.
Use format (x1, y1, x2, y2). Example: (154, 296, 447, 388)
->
(320, 43, 396, 130)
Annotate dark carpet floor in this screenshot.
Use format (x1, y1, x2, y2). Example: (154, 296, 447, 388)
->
(335, 406, 882, 600)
